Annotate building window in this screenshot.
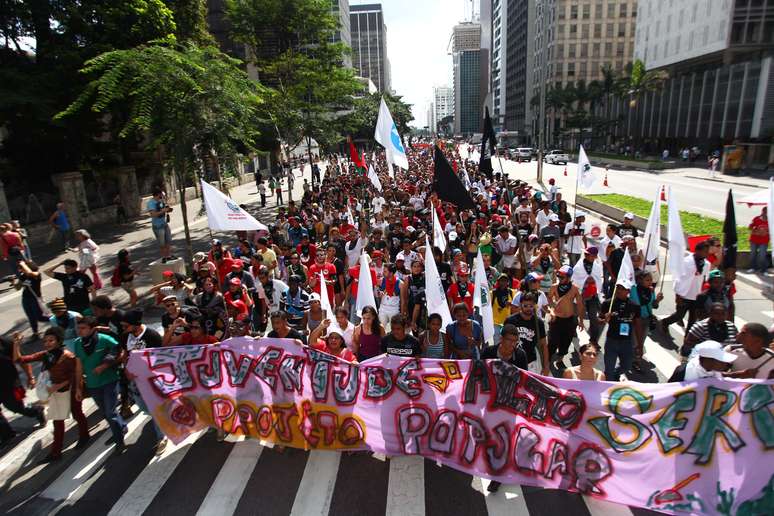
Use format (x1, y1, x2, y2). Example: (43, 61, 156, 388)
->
(618, 24, 626, 37)
(558, 24, 565, 37)
(558, 5, 565, 19)
(594, 23, 602, 37)
(605, 42, 613, 56)
(580, 62, 587, 79)
(583, 4, 591, 19)
(557, 44, 564, 57)
(571, 5, 578, 19)
(596, 3, 604, 18)
(569, 43, 577, 57)
(582, 24, 590, 38)
(568, 63, 576, 77)
(617, 42, 625, 56)
(620, 3, 628, 17)
(593, 42, 601, 56)
(580, 44, 588, 57)
(570, 24, 578, 37)
(607, 23, 614, 37)
(608, 2, 616, 16)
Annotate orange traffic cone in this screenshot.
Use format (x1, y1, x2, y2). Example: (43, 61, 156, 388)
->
(660, 185, 666, 201)
(563, 166, 567, 176)
(603, 172, 609, 187)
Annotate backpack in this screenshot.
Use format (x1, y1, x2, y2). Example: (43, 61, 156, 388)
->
(110, 265, 122, 287)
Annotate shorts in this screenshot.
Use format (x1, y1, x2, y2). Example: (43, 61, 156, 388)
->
(152, 224, 172, 246)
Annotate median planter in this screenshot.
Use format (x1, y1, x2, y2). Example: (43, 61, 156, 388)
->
(576, 194, 756, 268)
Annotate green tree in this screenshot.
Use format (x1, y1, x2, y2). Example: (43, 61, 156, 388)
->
(225, 0, 362, 162)
(0, 1, 178, 188)
(57, 42, 267, 263)
(338, 92, 414, 143)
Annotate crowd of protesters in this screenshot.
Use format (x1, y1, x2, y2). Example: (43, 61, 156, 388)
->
(1, 143, 772, 483)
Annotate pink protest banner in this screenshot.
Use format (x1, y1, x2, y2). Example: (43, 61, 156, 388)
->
(127, 337, 774, 515)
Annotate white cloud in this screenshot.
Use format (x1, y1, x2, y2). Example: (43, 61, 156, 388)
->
(351, 0, 464, 128)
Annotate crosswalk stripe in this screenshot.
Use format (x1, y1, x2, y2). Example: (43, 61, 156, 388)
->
(762, 310, 774, 320)
(386, 456, 425, 516)
(42, 414, 149, 502)
(107, 430, 202, 516)
(0, 398, 97, 483)
(289, 450, 341, 516)
(473, 477, 530, 516)
(734, 316, 748, 330)
(643, 336, 680, 378)
(196, 441, 263, 516)
(583, 495, 635, 516)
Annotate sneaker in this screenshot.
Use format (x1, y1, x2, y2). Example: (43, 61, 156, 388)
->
(746, 268, 755, 274)
(487, 481, 501, 493)
(553, 359, 566, 370)
(76, 436, 91, 449)
(154, 438, 168, 456)
(113, 443, 126, 457)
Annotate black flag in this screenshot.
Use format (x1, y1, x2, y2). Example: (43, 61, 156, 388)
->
(479, 106, 496, 180)
(722, 189, 737, 269)
(433, 145, 475, 210)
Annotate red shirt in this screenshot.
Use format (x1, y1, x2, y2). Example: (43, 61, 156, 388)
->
(348, 265, 377, 298)
(749, 215, 769, 245)
(312, 340, 356, 362)
(447, 282, 475, 313)
(179, 333, 219, 345)
(296, 243, 317, 265)
(216, 258, 236, 286)
(309, 262, 337, 300)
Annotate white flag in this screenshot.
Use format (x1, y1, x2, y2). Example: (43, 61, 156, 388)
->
(768, 178, 774, 263)
(318, 271, 334, 320)
(374, 97, 409, 170)
(367, 164, 382, 192)
(432, 208, 446, 253)
(667, 186, 686, 279)
(462, 168, 472, 190)
(616, 247, 635, 289)
(201, 179, 268, 232)
(424, 236, 453, 330)
(643, 185, 662, 263)
(355, 252, 376, 314)
(346, 204, 356, 227)
(473, 250, 495, 345)
(577, 144, 595, 189)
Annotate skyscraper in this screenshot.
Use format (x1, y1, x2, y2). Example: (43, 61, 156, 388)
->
(350, 4, 392, 92)
(452, 22, 482, 135)
(331, 0, 352, 68)
(433, 86, 454, 134)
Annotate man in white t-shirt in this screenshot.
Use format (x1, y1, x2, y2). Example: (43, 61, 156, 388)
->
(725, 322, 774, 380)
(661, 241, 710, 331)
(494, 225, 519, 271)
(535, 201, 553, 232)
(563, 212, 588, 266)
(372, 195, 386, 214)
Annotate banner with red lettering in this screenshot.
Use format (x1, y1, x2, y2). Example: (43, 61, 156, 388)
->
(127, 337, 774, 515)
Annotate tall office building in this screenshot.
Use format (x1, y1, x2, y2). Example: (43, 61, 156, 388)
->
(530, 0, 638, 145)
(502, 0, 534, 136)
(331, 0, 352, 68)
(622, 0, 773, 165)
(433, 86, 454, 133)
(350, 4, 392, 92)
(452, 22, 483, 135)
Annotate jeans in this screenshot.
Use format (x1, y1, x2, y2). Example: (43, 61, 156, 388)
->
(604, 336, 633, 381)
(87, 381, 126, 446)
(750, 242, 769, 272)
(583, 297, 602, 344)
(0, 390, 42, 440)
(132, 384, 164, 441)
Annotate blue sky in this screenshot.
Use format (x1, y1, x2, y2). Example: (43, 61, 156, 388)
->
(351, 0, 468, 127)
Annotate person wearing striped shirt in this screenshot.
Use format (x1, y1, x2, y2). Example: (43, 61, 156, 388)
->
(681, 303, 738, 359)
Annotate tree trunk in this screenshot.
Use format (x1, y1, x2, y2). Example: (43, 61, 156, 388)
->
(175, 157, 194, 273)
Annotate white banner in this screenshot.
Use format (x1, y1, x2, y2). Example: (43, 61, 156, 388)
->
(473, 250, 495, 344)
(201, 180, 267, 232)
(424, 236, 453, 329)
(375, 98, 409, 170)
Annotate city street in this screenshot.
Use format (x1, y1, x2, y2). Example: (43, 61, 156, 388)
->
(0, 156, 770, 516)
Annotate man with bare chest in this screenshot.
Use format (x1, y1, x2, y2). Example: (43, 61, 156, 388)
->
(547, 265, 585, 370)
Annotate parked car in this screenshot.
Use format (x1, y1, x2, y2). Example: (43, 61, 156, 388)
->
(513, 147, 533, 162)
(544, 149, 570, 165)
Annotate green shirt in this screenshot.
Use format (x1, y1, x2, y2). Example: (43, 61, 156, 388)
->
(74, 333, 120, 388)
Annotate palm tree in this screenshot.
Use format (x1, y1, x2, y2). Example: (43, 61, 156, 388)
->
(623, 59, 669, 151)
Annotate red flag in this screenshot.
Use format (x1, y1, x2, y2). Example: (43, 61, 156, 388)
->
(348, 137, 366, 169)
(452, 160, 458, 173)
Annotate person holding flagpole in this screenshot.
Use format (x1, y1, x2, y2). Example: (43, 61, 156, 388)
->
(661, 240, 711, 333)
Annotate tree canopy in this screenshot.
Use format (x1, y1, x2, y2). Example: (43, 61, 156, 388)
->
(337, 92, 414, 142)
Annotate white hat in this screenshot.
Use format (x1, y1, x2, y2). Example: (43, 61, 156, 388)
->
(624, 212, 634, 220)
(448, 231, 458, 241)
(575, 210, 587, 218)
(549, 213, 560, 222)
(693, 341, 738, 363)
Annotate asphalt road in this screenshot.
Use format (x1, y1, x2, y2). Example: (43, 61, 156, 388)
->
(1, 155, 770, 516)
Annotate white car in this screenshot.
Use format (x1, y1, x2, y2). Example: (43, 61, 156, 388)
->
(544, 150, 569, 165)
(513, 148, 533, 162)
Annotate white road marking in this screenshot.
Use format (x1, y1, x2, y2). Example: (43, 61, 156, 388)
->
(386, 455, 425, 516)
(643, 337, 681, 379)
(289, 450, 341, 516)
(43, 414, 149, 502)
(196, 441, 263, 516)
(583, 495, 635, 516)
(472, 477, 530, 516)
(762, 311, 774, 320)
(108, 431, 202, 516)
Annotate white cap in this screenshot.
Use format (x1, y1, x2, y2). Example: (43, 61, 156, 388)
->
(549, 213, 560, 222)
(448, 231, 458, 241)
(575, 210, 587, 218)
(624, 212, 634, 220)
(694, 341, 738, 363)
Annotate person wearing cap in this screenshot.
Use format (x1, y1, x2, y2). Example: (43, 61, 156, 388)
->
(725, 322, 774, 379)
(668, 340, 737, 382)
(225, 276, 254, 315)
(308, 248, 337, 304)
(682, 302, 738, 359)
(73, 316, 127, 455)
(512, 273, 550, 317)
(530, 244, 561, 292)
(547, 178, 559, 203)
(572, 246, 604, 346)
(44, 258, 94, 314)
(47, 297, 83, 352)
(619, 212, 639, 240)
(599, 279, 640, 381)
(10, 327, 81, 460)
(539, 213, 562, 247)
(502, 292, 550, 376)
(280, 275, 310, 330)
(146, 188, 174, 262)
(563, 211, 587, 266)
(547, 265, 585, 370)
(694, 269, 734, 322)
(226, 258, 257, 293)
(118, 309, 167, 454)
(309, 318, 357, 363)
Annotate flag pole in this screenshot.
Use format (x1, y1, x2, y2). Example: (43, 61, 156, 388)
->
(658, 245, 670, 294)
